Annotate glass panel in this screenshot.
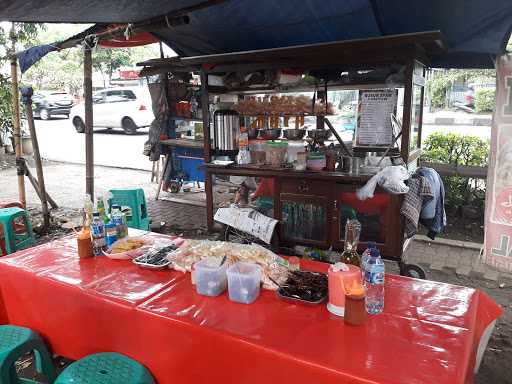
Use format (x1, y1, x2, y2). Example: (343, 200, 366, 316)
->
(281, 201, 326, 241)
(409, 85, 422, 151)
(338, 191, 390, 243)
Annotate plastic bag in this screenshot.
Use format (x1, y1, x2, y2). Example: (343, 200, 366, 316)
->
(357, 166, 409, 200)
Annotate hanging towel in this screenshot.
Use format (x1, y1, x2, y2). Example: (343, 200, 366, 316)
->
(418, 167, 447, 239)
(401, 175, 434, 238)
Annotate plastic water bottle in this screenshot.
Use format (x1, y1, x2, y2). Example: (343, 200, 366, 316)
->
(364, 248, 385, 315)
(111, 205, 127, 239)
(90, 212, 106, 256)
(361, 241, 377, 280)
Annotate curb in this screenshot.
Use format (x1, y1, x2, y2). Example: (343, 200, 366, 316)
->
(423, 117, 492, 126)
(413, 234, 483, 251)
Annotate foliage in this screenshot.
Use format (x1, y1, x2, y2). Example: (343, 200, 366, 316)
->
(475, 88, 495, 113)
(426, 69, 495, 109)
(0, 23, 45, 146)
(93, 47, 132, 86)
(422, 132, 489, 210)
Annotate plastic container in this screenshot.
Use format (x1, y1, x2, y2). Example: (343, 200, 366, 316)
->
(249, 139, 266, 165)
(287, 141, 305, 163)
(307, 152, 326, 171)
(195, 257, 228, 297)
(266, 141, 288, 167)
(226, 262, 262, 304)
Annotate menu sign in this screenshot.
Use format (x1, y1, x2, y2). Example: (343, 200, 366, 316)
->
(356, 89, 397, 147)
(484, 54, 512, 273)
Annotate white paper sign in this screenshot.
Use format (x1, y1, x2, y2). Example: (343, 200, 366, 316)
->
(214, 206, 278, 244)
(356, 89, 397, 146)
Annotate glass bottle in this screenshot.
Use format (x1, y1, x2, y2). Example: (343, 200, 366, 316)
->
(340, 219, 361, 267)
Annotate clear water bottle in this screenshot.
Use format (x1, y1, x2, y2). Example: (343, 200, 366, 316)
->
(361, 241, 377, 281)
(111, 205, 128, 239)
(90, 211, 106, 256)
(364, 248, 385, 315)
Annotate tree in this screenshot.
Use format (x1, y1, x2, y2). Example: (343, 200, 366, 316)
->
(0, 23, 45, 146)
(93, 47, 132, 87)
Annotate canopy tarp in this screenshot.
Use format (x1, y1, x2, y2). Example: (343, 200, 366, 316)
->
(6, 0, 512, 69)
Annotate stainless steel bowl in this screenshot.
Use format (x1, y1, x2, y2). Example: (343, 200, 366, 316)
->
(283, 129, 306, 140)
(259, 129, 282, 140)
(307, 129, 333, 141)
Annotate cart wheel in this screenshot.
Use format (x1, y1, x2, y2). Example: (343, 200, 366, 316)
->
(399, 263, 426, 279)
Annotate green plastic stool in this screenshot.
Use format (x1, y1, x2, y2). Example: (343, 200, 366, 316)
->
(55, 352, 155, 384)
(108, 189, 150, 231)
(0, 325, 56, 384)
(0, 207, 36, 255)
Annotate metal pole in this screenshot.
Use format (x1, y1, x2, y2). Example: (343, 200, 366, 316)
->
(10, 23, 26, 208)
(22, 87, 50, 232)
(84, 44, 94, 199)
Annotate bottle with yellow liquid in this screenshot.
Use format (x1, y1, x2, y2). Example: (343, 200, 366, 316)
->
(340, 219, 361, 267)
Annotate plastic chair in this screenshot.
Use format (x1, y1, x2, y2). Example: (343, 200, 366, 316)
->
(0, 207, 36, 256)
(0, 325, 56, 384)
(54, 352, 155, 384)
(108, 189, 150, 231)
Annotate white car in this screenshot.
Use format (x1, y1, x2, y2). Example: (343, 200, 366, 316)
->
(70, 87, 154, 134)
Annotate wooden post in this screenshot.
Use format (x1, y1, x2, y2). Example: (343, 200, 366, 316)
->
(10, 24, 26, 208)
(84, 44, 94, 199)
(22, 87, 50, 232)
(200, 70, 214, 230)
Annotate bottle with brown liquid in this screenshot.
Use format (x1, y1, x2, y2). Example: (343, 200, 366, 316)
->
(340, 219, 361, 267)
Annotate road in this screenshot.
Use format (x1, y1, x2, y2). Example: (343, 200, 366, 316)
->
(33, 117, 152, 171)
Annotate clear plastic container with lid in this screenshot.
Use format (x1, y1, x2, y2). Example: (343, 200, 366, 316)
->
(266, 140, 288, 167)
(227, 262, 262, 304)
(195, 257, 228, 296)
(249, 139, 267, 165)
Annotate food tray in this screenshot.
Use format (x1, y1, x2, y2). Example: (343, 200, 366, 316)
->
(276, 287, 327, 305)
(133, 256, 171, 270)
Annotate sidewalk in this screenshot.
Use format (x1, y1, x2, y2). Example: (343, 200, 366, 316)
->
(423, 110, 492, 126)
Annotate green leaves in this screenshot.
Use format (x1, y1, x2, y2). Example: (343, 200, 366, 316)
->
(422, 132, 489, 210)
(475, 88, 495, 113)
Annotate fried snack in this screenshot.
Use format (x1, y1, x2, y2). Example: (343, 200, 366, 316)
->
(111, 238, 146, 254)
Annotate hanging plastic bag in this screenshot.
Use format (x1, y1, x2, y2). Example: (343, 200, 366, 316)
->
(356, 165, 409, 200)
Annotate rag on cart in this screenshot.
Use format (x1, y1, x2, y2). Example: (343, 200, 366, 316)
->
(400, 175, 434, 238)
(417, 167, 446, 239)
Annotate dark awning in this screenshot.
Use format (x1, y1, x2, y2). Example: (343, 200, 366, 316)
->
(5, 0, 512, 69)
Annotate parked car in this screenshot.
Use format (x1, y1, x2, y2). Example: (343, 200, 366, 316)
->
(70, 87, 153, 134)
(33, 91, 75, 120)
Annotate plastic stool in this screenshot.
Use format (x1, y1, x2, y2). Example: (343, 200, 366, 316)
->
(0, 201, 23, 209)
(108, 189, 150, 231)
(0, 325, 56, 384)
(0, 207, 35, 256)
(55, 352, 155, 384)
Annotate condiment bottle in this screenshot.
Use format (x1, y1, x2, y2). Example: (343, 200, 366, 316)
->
(340, 219, 361, 267)
(344, 281, 367, 326)
(77, 228, 93, 259)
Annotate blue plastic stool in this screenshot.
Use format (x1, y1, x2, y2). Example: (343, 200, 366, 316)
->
(54, 352, 155, 384)
(108, 189, 150, 231)
(0, 207, 36, 255)
(0, 325, 56, 384)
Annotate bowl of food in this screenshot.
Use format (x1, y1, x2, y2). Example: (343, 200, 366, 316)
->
(259, 129, 282, 140)
(283, 129, 306, 140)
(106, 237, 153, 260)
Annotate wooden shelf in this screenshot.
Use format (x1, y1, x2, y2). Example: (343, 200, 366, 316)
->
(203, 163, 372, 183)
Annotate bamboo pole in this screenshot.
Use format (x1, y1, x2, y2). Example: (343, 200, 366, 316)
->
(84, 44, 94, 199)
(10, 23, 26, 208)
(22, 88, 50, 232)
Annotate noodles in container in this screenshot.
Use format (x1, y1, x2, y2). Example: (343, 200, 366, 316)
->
(105, 236, 154, 260)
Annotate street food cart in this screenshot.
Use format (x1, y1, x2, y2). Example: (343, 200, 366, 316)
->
(140, 32, 442, 271)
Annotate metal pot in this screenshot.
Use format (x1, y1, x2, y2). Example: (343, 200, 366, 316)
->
(307, 129, 332, 141)
(283, 129, 306, 140)
(259, 129, 282, 140)
(214, 109, 240, 150)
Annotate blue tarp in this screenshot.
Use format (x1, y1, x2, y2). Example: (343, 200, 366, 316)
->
(150, 0, 512, 68)
(11, 0, 512, 70)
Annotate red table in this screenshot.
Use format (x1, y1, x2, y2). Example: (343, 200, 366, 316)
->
(0, 234, 502, 384)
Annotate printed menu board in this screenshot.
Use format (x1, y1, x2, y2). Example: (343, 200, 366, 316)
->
(355, 89, 397, 147)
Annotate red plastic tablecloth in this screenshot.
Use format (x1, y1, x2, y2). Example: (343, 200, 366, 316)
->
(0, 235, 503, 384)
